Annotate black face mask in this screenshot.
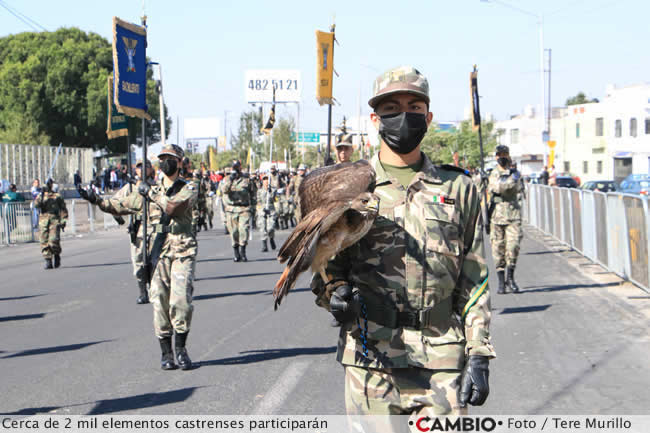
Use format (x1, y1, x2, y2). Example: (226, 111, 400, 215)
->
(160, 159, 178, 176)
(378, 112, 428, 155)
(497, 157, 510, 168)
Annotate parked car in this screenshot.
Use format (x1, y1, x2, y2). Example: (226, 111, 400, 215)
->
(619, 177, 649, 196)
(525, 172, 541, 184)
(555, 176, 579, 188)
(581, 180, 618, 193)
(559, 172, 581, 186)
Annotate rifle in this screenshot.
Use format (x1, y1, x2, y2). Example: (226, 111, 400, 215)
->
(125, 137, 138, 245)
(470, 66, 490, 235)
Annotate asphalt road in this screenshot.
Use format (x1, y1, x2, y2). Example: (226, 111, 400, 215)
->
(1, 223, 649, 416)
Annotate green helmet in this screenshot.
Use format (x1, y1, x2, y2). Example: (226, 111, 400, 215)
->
(495, 145, 510, 156)
(368, 66, 430, 109)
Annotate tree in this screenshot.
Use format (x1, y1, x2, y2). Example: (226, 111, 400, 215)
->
(0, 28, 170, 153)
(230, 109, 263, 164)
(271, 118, 297, 166)
(566, 92, 599, 106)
(420, 120, 497, 168)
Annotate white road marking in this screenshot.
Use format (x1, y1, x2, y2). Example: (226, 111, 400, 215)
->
(251, 359, 312, 414)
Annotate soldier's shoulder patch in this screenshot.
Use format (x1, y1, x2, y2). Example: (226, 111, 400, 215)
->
(440, 164, 470, 176)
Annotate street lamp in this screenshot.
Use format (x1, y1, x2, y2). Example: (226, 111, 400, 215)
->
(481, 0, 546, 157)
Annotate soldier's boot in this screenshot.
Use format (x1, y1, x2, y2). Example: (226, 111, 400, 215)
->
(54, 254, 61, 268)
(136, 281, 149, 304)
(507, 266, 520, 293)
(269, 237, 276, 250)
(291, 217, 296, 228)
(261, 240, 268, 252)
(224, 226, 229, 235)
(44, 258, 53, 270)
(159, 337, 177, 370)
(497, 270, 506, 294)
(208, 218, 213, 229)
(203, 222, 209, 231)
(233, 246, 241, 262)
(174, 332, 192, 371)
(240, 245, 248, 262)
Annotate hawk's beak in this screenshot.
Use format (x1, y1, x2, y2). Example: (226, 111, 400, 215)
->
(365, 198, 379, 212)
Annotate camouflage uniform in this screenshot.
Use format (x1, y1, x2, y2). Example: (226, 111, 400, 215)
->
(220, 172, 254, 247)
(95, 178, 158, 300)
(488, 165, 523, 272)
(286, 174, 296, 227)
(256, 186, 276, 242)
(190, 173, 206, 232)
(269, 171, 286, 229)
(311, 147, 494, 416)
(248, 174, 258, 230)
(293, 171, 305, 221)
(146, 178, 198, 338)
(34, 187, 68, 262)
(203, 176, 215, 229)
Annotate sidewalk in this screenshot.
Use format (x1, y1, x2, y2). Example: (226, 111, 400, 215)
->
(476, 225, 650, 414)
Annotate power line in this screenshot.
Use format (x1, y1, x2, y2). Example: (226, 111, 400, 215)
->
(0, 0, 47, 32)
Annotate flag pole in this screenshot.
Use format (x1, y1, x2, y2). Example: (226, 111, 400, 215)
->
(324, 24, 335, 166)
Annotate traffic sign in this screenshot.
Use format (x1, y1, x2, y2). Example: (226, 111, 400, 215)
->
(291, 132, 320, 143)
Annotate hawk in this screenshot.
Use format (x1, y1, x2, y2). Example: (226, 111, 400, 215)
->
(273, 160, 379, 309)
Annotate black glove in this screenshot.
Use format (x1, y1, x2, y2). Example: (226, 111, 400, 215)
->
(138, 182, 151, 197)
(114, 216, 126, 225)
(77, 185, 97, 204)
(479, 170, 489, 184)
(230, 171, 238, 181)
(329, 284, 360, 324)
(459, 355, 490, 407)
(263, 208, 270, 216)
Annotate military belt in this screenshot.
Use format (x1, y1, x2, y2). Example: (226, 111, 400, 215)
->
(362, 296, 452, 330)
(492, 196, 504, 203)
(152, 223, 193, 234)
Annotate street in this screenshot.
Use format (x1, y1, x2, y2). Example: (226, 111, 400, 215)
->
(1, 224, 649, 415)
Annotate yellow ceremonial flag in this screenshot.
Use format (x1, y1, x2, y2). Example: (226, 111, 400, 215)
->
(246, 147, 251, 167)
(218, 136, 227, 150)
(316, 30, 334, 105)
(209, 146, 218, 171)
(548, 149, 555, 168)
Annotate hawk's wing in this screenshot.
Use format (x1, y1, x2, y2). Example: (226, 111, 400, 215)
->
(298, 160, 375, 217)
(274, 200, 352, 309)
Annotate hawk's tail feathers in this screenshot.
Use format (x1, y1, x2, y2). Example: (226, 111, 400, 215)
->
(273, 267, 291, 310)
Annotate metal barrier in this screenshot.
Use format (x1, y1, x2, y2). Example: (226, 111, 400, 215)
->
(0, 202, 35, 244)
(1, 198, 123, 246)
(524, 184, 650, 293)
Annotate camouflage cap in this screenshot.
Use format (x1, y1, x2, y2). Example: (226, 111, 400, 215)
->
(158, 144, 184, 159)
(298, 164, 307, 170)
(368, 65, 429, 109)
(495, 144, 510, 155)
(335, 133, 354, 147)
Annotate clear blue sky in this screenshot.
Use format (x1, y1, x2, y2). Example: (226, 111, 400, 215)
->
(1, 0, 647, 143)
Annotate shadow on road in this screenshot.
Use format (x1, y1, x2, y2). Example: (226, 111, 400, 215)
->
(0, 313, 46, 323)
(2, 405, 62, 415)
(194, 290, 270, 301)
(196, 257, 233, 264)
(65, 262, 130, 269)
(524, 250, 563, 255)
(88, 387, 200, 414)
(2, 340, 111, 359)
(199, 346, 336, 367)
(521, 282, 620, 294)
(195, 271, 282, 281)
(499, 305, 552, 314)
(0, 294, 46, 302)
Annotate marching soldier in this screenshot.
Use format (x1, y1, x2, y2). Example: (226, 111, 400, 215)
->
(488, 145, 523, 294)
(81, 145, 198, 370)
(203, 172, 215, 230)
(34, 178, 68, 269)
(268, 164, 285, 229)
(311, 66, 494, 420)
(246, 169, 258, 230)
(335, 133, 354, 163)
(220, 160, 254, 262)
(79, 159, 156, 304)
(256, 173, 277, 252)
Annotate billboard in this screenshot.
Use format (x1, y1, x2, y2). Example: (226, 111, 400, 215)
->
(245, 69, 302, 103)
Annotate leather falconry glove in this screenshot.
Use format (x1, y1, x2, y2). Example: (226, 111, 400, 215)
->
(459, 355, 490, 407)
(329, 284, 361, 324)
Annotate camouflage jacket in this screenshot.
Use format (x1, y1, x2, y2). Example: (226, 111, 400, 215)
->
(488, 165, 522, 224)
(220, 173, 255, 212)
(97, 179, 160, 238)
(256, 187, 276, 212)
(312, 153, 495, 370)
(269, 173, 284, 190)
(34, 190, 68, 221)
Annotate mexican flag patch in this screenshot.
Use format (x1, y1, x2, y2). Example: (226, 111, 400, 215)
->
(432, 195, 455, 205)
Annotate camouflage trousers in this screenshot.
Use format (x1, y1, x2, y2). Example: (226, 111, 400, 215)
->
(39, 216, 62, 259)
(490, 222, 522, 271)
(150, 254, 196, 338)
(206, 197, 214, 219)
(225, 210, 250, 247)
(256, 208, 276, 241)
(130, 235, 153, 285)
(345, 365, 466, 419)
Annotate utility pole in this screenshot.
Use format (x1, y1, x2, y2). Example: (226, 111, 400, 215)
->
(546, 48, 552, 137)
(157, 64, 165, 146)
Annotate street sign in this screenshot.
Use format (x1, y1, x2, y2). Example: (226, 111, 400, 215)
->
(245, 69, 302, 103)
(291, 132, 320, 143)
